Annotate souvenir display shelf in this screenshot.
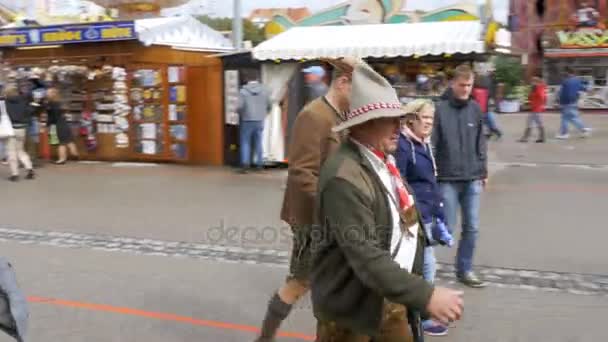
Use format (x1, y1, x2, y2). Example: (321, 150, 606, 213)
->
(167, 65, 188, 160)
(129, 64, 189, 161)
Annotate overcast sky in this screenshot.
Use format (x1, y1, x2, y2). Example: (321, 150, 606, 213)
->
(212, 0, 509, 23)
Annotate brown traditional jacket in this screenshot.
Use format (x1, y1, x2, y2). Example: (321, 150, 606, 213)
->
(280, 97, 344, 227)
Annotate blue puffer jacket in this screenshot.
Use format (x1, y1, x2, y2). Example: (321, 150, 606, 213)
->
(395, 132, 445, 225)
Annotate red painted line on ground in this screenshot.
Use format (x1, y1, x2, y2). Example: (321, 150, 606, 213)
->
(27, 296, 315, 341)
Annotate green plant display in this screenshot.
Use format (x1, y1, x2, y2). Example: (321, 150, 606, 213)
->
(494, 55, 524, 99)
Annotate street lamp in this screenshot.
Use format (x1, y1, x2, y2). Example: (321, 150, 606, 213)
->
(233, 0, 243, 49)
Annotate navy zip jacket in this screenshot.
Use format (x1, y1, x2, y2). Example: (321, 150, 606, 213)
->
(395, 133, 445, 225)
(432, 90, 487, 182)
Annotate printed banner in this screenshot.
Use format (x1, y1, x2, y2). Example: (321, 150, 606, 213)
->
(0, 21, 137, 47)
(557, 29, 608, 48)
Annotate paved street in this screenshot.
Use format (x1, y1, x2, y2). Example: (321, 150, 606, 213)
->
(0, 113, 607, 342)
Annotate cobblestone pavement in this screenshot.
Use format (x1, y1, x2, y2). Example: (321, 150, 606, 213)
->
(2, 226, 606, 297)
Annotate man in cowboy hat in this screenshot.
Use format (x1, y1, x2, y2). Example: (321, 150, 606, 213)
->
(311, 61, 464, 341)
(254, 58, 356, 342)
(0, 258, 28, 342)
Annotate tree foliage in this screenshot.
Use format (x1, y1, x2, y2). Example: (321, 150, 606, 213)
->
(197, 15, 265, 46)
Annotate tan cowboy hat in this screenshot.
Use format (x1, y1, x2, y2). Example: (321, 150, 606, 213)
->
(333, 61, 403, 132)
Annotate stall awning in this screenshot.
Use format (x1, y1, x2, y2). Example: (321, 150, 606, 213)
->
(544, 48, 608, 58)
(252, 21, 485, 61)
(135, 15, 234, 52)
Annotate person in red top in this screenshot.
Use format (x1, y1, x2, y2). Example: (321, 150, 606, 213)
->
(472, 77, 503, 140)
(519, 76, 547, 143)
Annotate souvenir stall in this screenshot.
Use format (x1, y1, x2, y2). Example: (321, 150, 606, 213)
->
(252, 20, 488, 164)
(0, 15, 234, 165)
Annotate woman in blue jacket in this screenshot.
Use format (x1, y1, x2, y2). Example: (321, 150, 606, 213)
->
(395, 99, 453, 336)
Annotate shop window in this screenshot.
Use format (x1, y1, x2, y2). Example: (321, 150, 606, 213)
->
(535, 0, 546, 18)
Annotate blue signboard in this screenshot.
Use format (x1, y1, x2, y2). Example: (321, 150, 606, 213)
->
(0, 21, 137, 47)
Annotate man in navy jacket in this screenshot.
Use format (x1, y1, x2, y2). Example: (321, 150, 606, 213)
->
(557, 67, 592, 139)
(431, 65, 488, 289)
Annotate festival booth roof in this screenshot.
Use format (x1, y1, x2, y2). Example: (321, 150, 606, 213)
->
(252, 20, 485, 61)
(0, 15, 234, 52)
(134, 16, 234, 51)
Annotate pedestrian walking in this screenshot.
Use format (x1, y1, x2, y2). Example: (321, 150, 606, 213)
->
(312, 60, 463, 342)
(44, 88, 79, 164)
(1, 85, 35, 182)
(519, 76, 547, 143)
(254, 58, 355, 342)
(432, 64, 489, 288)
(237, 70, 272, 173)
(472, 75, 502, 140)
(395, 99, 455, 337)
(0, 257, 28, 342)
(302, 65, 328, 105)
(556, 67, 592, 139)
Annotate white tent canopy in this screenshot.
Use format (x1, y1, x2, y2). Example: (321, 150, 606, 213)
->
(253, 21, 485, 61)
(135, 15, 234, 52)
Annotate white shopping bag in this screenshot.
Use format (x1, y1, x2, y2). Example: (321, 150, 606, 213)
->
(0, 100, 14, 139)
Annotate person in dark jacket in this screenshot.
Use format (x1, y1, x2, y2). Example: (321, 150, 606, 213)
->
(2, 85, 35, 181)
(45, 88, 78, 164)
(396, 99, 454, 337)
(313, 60, 463, 342)
(25, 79, 47, 168)
(432, 64, 488, 288)
(519, 76, 547, 143)
(557, 67, 592, 139)
(237, 69, 271, 173)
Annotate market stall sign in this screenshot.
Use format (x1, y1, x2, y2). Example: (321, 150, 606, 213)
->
(557, 29, 608, 48)
(0, 21, 137, 47)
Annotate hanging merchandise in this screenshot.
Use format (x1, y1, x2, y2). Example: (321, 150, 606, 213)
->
(80, 108, 97, 151)
(112, 66, 130, 148)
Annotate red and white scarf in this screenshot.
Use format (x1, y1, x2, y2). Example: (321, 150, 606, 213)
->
(369, 147, 414, 212)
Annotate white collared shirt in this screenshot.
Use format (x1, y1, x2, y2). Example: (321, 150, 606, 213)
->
(351, 139, 419, 272)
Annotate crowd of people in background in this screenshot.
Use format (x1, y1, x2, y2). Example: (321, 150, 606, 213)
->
(0, 74, 80, 182)
(236, 61, 597, 176)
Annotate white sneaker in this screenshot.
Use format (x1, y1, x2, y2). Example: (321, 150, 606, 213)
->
(581, 128, 592, 138)
(555, 134, 570, 140)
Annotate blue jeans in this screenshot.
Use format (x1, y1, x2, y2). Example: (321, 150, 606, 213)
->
(439, 180, 483, 275)
(240, 120, 264, 168)
(28, 120, 40, 143)
(560, 104, 588, 135)
(484, 112, 502, 136)
(422, 222, 437, 329)
(422, 222, 437, 283)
